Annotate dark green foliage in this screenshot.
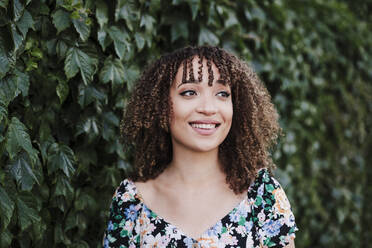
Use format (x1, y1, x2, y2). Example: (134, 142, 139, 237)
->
(0, 0, 371, 247)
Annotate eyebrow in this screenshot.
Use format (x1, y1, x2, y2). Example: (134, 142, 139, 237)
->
(177, 79, 227, 88)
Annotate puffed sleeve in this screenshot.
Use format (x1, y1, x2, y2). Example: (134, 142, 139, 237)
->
(103, 180, 140, 248)
(253, 170, 298, 247)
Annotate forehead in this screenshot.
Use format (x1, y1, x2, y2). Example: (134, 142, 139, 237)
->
(173, 56, 228, 88)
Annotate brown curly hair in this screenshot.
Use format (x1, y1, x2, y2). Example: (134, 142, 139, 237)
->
(120, 46, 282, 194)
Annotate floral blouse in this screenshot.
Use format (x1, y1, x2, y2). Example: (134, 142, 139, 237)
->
(103, 169, 298, 247)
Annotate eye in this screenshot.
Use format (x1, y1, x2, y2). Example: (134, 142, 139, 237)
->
(180, 90, 197, 96)
(216, 91, 231, 98)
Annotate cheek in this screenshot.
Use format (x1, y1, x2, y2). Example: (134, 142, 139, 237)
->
(170, 101, 188, 125)
(224, 103, 233, 123)
(171, 96, 195, 119)
(171, 103, 181, 119)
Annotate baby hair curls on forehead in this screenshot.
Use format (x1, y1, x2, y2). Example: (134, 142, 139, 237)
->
(120, 46, 282, 194)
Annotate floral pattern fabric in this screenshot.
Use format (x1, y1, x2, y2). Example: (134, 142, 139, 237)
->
(103, 169, 298, 247)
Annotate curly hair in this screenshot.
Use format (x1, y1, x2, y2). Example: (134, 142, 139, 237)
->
(120, 46, 282, 194)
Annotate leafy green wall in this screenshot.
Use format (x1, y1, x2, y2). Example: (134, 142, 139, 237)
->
(0, 0, 371, 247)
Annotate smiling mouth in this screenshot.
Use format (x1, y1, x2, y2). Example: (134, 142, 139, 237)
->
(189, 123, 221, 129)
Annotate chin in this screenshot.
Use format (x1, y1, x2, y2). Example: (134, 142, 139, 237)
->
(190, 142, 222, 153)
(192, 147, 218, 153)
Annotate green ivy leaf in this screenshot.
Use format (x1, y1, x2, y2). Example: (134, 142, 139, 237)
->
(51, 196, 68, 213)
(123, 64, 139, 91)
(78, 84, 106, 108)
(56, 80, 69, 104)
(82, 117, 99, 135)
(25, 60, 38, 71)
(250, 7, 266, 21)
(38, 138, 53, 165)
(71, 12, 90, 42)
(56, 39, 68, 59)
(134, 32, 145, 51)
(47, 143, 76, 178)
(10, 23, 23, 53)
(0, 76, 18, 105)
(103, 111, 120, 127)
(102, 112, 119, 141)
(16, 197, 41, 231)
(102, 121, 115, 141)
(0, 38, 10, 78)
(205, 2, 216, 26)
(13, 0, 24, 22)
(54, 175, 73, 197)
(46, 38, 57, 56)
(0, 186, 15, 230)
(115, 0, 139, 31)
(0, 230, 12, 248)
(31, 218, 47, 242)
(75, 147, 97, 169)
(188, 0, 200, 20)
(64, 47, 98, 85)
(9, 153, 39, 191)
(172, 0, 182, 5)
(16, 10, 34, 38)
(198, 27, 219, 46)
(64, 212, 89, 235)
(54, 222, 72, 245)
(96, 0, 108, 29)
(101, 166, 120, 188)
(171, 20, 188, 42)
(99, 56, 125, 85)
(0, 70, 29, 104)
(13, 69, 29, 97)
(65, 211, 78, 232)
(114, 41, 126, 60)
(97, 28, 112, 51)
(224, 9, 239, 28)
(0, 0, 9, 9)
(140, 14, 155, 32)
(0, 98, 7, 122)
(107, 26, 130, 60)
(5, 117, 38, 163)
(143, 32, 152, 48)
(52, 9, 71, 34)
(30, 47, 43, 59)
(74, 191, 95, 211)
(38, 2, 50, 15)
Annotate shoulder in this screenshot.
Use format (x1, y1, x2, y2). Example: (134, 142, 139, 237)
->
(103, 179, 143, 247)
(113, 179, 137, 201)
(109, 179, 142, 215)
(248, 168, 291, 209)
(249, 169, 298, 247)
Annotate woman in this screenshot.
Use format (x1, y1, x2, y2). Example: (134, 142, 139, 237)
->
(103, 46, 298, 247)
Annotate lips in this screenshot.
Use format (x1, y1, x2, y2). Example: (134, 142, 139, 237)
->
(190, 123, 217, 129)
(189, 120, 220, 128)
(188, 120, 221, 135)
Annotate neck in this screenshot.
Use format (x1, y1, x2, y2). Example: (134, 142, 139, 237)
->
(162, 145, 226, 188)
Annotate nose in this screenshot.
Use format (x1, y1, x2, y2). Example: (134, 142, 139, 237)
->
(195, 96, 217, 115)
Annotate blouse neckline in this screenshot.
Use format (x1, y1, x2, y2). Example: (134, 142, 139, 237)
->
(124, 171, 264, 241)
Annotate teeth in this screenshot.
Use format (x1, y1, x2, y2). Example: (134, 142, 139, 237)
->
(190, 123, 216, 129)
